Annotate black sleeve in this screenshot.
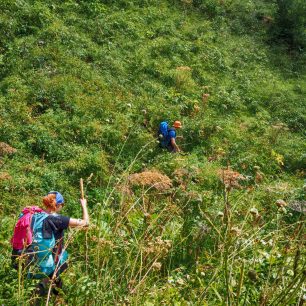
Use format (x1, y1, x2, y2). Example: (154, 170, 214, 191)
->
(48, 215, 70, 230)
(43, 215, 70, 239)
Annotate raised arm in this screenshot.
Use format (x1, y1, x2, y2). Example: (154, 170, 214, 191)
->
(69, 198, 89, 227)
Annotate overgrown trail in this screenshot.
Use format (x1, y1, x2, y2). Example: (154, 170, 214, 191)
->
(0, 0, 305, 304)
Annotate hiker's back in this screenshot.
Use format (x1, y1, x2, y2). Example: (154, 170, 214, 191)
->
(11, 206, 68, 278)
(30, 212, 57, 276)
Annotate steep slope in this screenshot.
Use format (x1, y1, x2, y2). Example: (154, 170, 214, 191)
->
(0, 0, 305, 304)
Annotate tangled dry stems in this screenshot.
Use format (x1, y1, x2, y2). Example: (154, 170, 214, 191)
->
(0, 142, 17, 156)
(218, 167, 245, 190)
(143, 236, 172, 257)
(0, 172, 12, 180)
(128, 170, 172, 191)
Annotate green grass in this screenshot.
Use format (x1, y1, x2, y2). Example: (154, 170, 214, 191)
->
(0, 0, 305, 304)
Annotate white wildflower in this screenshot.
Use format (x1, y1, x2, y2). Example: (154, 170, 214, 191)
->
(217, 211, 224, 217)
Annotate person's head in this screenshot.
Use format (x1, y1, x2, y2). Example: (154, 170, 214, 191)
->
(43, 191, 64, 213)
(173, 120, 182, 129)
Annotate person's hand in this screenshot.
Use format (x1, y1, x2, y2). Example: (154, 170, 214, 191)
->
(80, 198, 87, 207)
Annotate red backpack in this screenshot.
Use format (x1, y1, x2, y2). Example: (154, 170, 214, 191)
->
(11, 206, 44, 250)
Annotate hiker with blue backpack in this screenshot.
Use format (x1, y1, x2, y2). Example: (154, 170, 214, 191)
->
(11, 191, 89, 299)
(158, 120, 182, 153)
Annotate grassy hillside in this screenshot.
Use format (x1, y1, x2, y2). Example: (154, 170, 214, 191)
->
(0, 0, 305, 305)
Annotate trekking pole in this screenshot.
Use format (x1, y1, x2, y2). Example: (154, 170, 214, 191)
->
(80, 178, 84, 199)
(80, 178, 89, 273)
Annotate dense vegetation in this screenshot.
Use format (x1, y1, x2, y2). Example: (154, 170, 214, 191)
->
(0, 0, 305, 305)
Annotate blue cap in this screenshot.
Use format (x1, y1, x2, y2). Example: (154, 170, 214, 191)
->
(48, 191, 64, 205)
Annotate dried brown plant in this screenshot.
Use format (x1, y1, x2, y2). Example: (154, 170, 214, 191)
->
(128, 170, 172, 191)
(202, 93, 210, 104)
(0, 172, 12, 180)
(0, 142, 17, 156)
(176, 66, 191, 71)
(91, 236, 114, 247)
(218, 167, 245, 190)
(143, 236, 172, 258)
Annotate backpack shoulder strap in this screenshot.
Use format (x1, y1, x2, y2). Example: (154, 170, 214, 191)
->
(31, 212, 49, 232)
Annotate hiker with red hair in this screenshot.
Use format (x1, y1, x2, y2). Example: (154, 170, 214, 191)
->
(11, 191, 89, 299)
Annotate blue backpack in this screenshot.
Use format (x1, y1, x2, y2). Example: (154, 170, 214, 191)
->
(28, 212, 68, 278)
(158, 121, 169, 139)
(158, 121, 176, 147)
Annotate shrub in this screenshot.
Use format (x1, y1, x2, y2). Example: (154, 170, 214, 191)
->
(272, 0, 306, 49)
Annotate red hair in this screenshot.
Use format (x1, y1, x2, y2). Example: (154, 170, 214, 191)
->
(42, 193, 57, 211)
